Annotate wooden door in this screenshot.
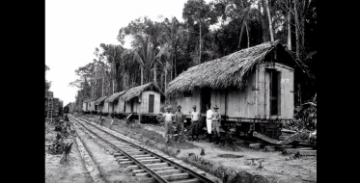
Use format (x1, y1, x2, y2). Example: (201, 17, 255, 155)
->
(149, 94, 154, 113)
(269, 70, 281, 116)
(201, 88, 211, 113)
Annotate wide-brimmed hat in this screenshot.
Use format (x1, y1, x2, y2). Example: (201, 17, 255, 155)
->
(166, 106, 171, 111)
(213, 105, 219, 109)
(177, 105, 182, 109)
(192, 105, 197, 109)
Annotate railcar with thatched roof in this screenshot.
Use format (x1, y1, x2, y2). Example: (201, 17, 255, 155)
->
(166, 40, 311, 139)
(94, 95, 109, 115)
(104, 90, 126, 116)
(87, 100, 96, 114)
(116, 82, 163, 121)
(82, 99, 92, 113)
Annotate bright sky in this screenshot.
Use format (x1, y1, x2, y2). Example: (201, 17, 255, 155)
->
(46, 0, 202, 105)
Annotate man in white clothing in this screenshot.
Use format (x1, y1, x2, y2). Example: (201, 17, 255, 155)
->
(206, 105, 213, 142)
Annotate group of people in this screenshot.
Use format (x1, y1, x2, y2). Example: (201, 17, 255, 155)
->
(162, 104, 222, 144)
(162, 105, 186, 143)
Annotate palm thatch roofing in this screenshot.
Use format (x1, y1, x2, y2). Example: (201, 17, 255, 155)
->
(119, 82, 162, 102)
(83, 99, 93, 103)
(167, 40, 311, 94)
(105, 91, 126, 103)
(94, 96, 108, 105)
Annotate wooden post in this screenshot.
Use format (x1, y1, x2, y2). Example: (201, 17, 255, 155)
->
(138, 95, 142, 124)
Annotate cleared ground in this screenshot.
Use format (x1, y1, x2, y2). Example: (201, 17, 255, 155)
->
(45, 120, 93, 183)
(84, 114, 316, 183)
(46, 115, 316, 183)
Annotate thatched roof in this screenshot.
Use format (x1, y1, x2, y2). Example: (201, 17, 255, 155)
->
(94, 96, 108, 105)
(105, 91, 126, 103)
(120, 82, 162, 102)
(83, 99, 93, 103)
(167, 40, 307, 94)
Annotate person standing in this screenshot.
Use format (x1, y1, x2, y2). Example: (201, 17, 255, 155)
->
(109, 111, 115, 130)
(212, 105, 221, 144)
(190, 105, 200, 141)
(175, 105, 185, 142)
(163, 106, 174, 143)
(206, 105, 213, 142)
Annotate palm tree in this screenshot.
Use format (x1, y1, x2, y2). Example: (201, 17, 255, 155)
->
(155, 44, 172, 92)
(159, 17, 186, 79)
(225, 0, 260, 49)
(99, 44, 124, 94)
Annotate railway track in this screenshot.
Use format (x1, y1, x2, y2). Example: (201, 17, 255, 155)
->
(70, 115, 216, 183)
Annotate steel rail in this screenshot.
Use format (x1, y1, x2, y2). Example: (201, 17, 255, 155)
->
(71, 116, 170, 183)
(72, 115, 215, 183)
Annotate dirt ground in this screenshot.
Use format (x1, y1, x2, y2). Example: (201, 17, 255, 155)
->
(45, 121, 93, 183)
(144, 125, 316, 183)
(83, 115, 316, 183)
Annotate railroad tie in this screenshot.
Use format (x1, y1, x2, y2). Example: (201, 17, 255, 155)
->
(145, 162, 168, 168)
(143, 166, 172, 172)
(125, 165, 141, 171)
(154, 169, 182, 176)
(118, 160, 135, 166)
(135, 157, 156, 160)
(72, 116, 217, 183)
(169, 178, 199, 183)
(139, 158, 162, 164)
(162, 173, 190, 181)
(132, 154, 152, 158)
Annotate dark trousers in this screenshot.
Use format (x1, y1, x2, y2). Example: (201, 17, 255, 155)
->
(191, 120, 200, 140)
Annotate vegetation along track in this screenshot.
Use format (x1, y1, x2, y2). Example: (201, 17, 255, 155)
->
(70, 115, 216, 183)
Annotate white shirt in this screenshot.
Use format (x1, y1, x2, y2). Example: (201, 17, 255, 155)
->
(206, 109, 213, 119)
(163, 113, 173, 122)
(191, 111, 200, 121)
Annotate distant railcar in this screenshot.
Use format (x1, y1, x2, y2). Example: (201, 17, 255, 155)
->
(83, 82, 163, 123)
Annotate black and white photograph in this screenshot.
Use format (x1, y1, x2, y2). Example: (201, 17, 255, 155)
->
(45, 0, 317, 182)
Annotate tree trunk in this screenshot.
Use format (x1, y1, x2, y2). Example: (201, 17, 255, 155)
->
(301, 16, 305, 53)
(170, 54, 173, 81)
(238, 20, 246, 49)
(164, 69, 167, 93)
(102, 76, 104, 97)
(174, 48, 177, 77)
(199, 20, 202, 64)
(245, 22, 250, 48)
(153, 62, 157, 85)
(260, 1, 269, 42)
(287, 8, 292, 50)
(294, 0, 300, 60)
(264, 0, 274, 43)
(160, 72, 164, 91)
(141, 67, 144, 85)
(112, 80, 115, 94)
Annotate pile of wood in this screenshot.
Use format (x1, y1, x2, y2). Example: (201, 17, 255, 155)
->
(282, 147, 316, 156)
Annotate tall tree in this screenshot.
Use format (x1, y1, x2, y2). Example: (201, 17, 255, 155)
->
(264, 0, 275, 42)
(119, 17, 163, 86)
(99, 44, 125, 94)
(183, 0, 217, 65)
(225, 0, 260, 49)
(159, 17, 187, 80)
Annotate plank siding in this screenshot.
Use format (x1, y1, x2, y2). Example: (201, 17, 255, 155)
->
(258, 62, 294, 119)
(177, 91, 201, 116)
(174, 62, 294, 120)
